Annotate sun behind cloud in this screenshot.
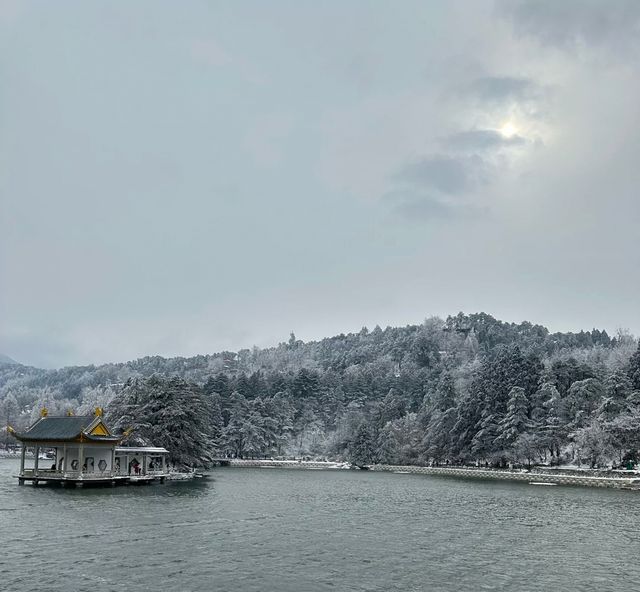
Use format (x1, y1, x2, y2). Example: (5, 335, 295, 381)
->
(498, 121, 519, 138)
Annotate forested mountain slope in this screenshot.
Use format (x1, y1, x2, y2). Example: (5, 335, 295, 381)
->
(2, 313, 639, 468)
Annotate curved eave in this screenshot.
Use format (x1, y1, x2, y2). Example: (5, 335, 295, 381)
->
(12, 434, 123, 444)
(82, 435, 122, 443)
(10, 433, 65, 443)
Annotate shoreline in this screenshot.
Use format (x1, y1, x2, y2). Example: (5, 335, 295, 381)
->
(219, 459, 640, 490)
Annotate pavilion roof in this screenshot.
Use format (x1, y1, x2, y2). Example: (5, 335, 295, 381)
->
(13, 415, 122, 443)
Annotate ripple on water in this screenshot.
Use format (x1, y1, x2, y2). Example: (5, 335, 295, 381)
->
(2, 461, 640, 592)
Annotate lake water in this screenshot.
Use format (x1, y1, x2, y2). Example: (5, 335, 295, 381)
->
(2, 459, 640, 592)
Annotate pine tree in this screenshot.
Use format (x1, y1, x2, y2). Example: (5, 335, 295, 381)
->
(471, 409, 502, 460)
(573, 421, 611, 468)
(292, 368, 320, 399)
(422, 408, 457, 462)
(204, 373, 231, 399)
(495, 387, 529, 450)
(263, 394, 294, 455)
(451, 389, 483, 456)
(208, 393, 224, 450)
(604, 371, 633, 402)
(222, 407, 246, 458)
(410, 330, 441, 368)
(349, 422, 377, 466)
(107, 375, 215, 468)
(432, 372, 456, 412)
(628, 342, 640, 390)
(375, 389, 407, 427)
(567, 378, 603, 427)
(530, 382, 558, 430)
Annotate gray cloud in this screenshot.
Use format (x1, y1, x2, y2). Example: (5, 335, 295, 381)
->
(385, 191, 453, 220)
(499, 0, 640, 52)
(1, 331, 80, 370)
(385, 190, 486, 222)
(385, 152, 492, 223)
(393, 154, 487, 195)
(443, 129, 526, 151)
(467, 76, 539, 103)
(3, 2, 640, 366)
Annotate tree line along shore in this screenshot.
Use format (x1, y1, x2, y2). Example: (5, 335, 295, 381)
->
(1, 312, 640, 471)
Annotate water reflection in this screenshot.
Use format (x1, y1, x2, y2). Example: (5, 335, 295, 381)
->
(158, 479, 212, 498)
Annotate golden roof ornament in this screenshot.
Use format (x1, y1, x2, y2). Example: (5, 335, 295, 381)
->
(40, 407, 48, 417)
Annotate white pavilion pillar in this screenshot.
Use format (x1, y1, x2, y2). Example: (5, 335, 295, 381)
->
(78, 444, 84, 477)
(62, 444, 67, 474)
(20, 445, 26, 475)
(34, 445, 40, 476)
(110, 447, 115, 476)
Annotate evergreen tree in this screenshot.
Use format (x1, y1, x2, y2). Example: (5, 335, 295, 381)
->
(204, 373, 231, 399)
(604, 371, 633, 402)
(422, 408, 457, 462)
(264, 393, 294, 455)
(530, 382, 558, 429)
(292, 368, 320, 399)
(471, 409, 502, 460)
(348, 422, 377, 466)
(240, 408, 268, 458)
(208, 393, 225, 450)
(377, 413, 421, 465)
(107, 375, 215, 468)
(573, 421, 611, 468)
(222, 406, 246, 458)
(549, 358, 595, 395)
(411, 330, 441, 368)
(431, 372, 457, 412)
(628, 342, 640, 390)
(567, 378, 603, 427)
(375, 388, 407, 428)
(451, 390, 484, 456)
(495, 387, 529, 450)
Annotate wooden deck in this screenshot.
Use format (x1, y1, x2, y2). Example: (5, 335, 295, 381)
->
(16, 469, 168, 487)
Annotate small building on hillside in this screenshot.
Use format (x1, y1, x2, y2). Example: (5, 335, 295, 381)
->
(10, 408, 169, 487)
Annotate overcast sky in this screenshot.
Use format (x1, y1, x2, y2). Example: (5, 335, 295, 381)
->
(2, 1, 640, 368)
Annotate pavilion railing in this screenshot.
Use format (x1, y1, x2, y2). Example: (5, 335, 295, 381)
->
(21, 468, 120, 479)
(22, 467, 169, 478)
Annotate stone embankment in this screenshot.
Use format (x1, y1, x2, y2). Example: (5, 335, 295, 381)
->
(220, 459, 640, 489)
(370, 465, 640, 489)
(218, 459, 350, 470)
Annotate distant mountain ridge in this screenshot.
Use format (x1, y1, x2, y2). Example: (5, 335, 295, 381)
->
(0, 353, 19, 366)
(0, 311, 631, 404)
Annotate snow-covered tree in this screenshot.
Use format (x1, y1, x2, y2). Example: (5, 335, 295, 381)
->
(348, 422, 378, 466)
(495, 387, 529, 450)
(107, 375, 216, 468)
(573, 422, 612, 468)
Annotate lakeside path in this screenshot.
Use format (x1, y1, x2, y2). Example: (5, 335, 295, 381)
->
(219, 459, 640, 490)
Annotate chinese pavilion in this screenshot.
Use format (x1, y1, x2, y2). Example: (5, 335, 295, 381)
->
(10, 408, 169, 487)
